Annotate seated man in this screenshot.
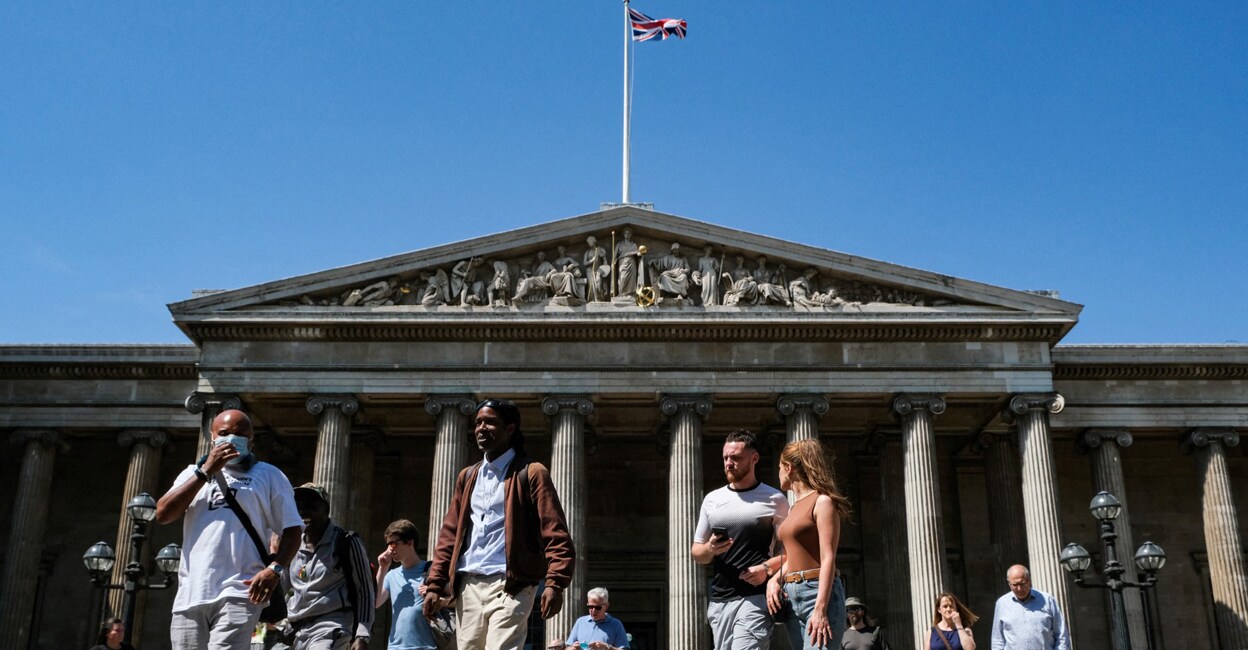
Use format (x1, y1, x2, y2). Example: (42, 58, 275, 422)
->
(562, 587, 629, 650)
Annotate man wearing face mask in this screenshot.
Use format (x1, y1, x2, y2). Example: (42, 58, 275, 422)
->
(156, 409, 303, 650)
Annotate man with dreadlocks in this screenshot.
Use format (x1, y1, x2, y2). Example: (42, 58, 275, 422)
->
(423, 399, 576, 650)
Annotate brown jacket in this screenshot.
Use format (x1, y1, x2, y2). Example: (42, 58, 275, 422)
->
(426, 453, 575, 596)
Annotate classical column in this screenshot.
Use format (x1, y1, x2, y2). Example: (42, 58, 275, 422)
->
(867, 429, 913, 650)
(106, 430, 169, 619)
(973, 429, 1030, 578)
(306, 395, 359, 520)
(1009, 393, 1074, 638)
(543, 395, 594, 646)
(777, 394, 828, 443)
(661, 394, 712, 650)
(424, 396, 476, 554)
(345, 430, 382, 544)
(184, 392, 241, 460)
(892, 394, 950, 647)
(1078, 429, 1149, 649)
(0, 429, 61, 650)
(1183, 429, 1248, 649)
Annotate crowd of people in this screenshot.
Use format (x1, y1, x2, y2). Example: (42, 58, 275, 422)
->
(139, 400, 1073, 650)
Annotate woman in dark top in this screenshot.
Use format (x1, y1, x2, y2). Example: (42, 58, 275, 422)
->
(929, 592, 978, 650)
(88, 618, 135, 650)
(766, 439, 853, 649)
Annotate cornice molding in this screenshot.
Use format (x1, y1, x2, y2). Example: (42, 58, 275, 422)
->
(0, 363, 197, 380)
(1055, 364, 1248, 381)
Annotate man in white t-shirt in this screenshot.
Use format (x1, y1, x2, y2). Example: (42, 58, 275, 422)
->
(156, 409, 303, 650)
(692, 430, 789, 650)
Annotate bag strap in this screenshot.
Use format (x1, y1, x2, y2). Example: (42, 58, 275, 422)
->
(933, 626, 954, 650)
(334, 527, 361, 634)
(212, 473, 273, 563)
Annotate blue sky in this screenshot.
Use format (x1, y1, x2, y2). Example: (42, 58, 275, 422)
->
(3, 2, 1245, 344)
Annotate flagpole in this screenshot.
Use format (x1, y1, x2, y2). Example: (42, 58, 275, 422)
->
(622, 0, 632, 205)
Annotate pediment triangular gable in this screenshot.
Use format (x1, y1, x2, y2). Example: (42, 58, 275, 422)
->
(169, 206, 1080, 324)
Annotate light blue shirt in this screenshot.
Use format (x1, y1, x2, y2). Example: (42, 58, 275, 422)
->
(990, 588, 1070, 650)
(566, 613, 630, 648)
(382, 562, 437, 650)
(457, 447, 515, 576)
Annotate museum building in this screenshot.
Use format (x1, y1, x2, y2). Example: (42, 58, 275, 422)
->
(1, 206, 1245, 650)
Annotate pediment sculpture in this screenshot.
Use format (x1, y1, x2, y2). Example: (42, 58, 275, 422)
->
(278, 228, 957, 311)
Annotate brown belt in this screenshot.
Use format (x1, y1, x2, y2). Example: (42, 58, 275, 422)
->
(783, 569, 821, 583)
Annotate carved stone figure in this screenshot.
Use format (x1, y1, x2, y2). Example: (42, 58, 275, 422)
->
(451, 257, 486, 306)
(652, 242, 691, 300)
(614, 227, 641, 297)
(548, 263, 585, 304)
(753, 256, 792, 306)
(692, 245, 722, 306)
(532, 251, 556, 279)
(420, 269, 451, 306)
(357, 276, 400, 306)
(790, 268, 844, 309)
(487, 260, 511, 306)
(583, 236, 610, 302)
(553, 245, 579, 274)
(722, 255, 759, 306)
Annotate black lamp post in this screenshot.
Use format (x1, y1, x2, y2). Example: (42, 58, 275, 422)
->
(1060, 491, 1166, 650)
(82, 493, 181, 645)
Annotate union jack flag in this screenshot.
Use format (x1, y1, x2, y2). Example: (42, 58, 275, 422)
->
(629, 7, 687, 42)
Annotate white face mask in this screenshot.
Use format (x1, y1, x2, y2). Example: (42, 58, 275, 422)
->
(216, 435, 250, 464)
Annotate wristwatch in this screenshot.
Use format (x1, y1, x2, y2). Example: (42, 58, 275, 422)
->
(267, 562, 285, 576)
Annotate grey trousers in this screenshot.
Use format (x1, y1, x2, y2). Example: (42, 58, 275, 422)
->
(171, 597, 263, 650)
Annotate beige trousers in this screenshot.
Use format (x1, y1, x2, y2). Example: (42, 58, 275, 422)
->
(455, 573, 538, 650)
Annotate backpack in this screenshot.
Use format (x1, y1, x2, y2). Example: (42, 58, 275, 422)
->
(332, 527, 361, 633)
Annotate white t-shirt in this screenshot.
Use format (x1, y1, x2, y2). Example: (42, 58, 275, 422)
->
(170, 461, 302, 612)
(694, 482, 789, 600)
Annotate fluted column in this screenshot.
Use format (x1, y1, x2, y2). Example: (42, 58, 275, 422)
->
(106, 430, 169, 619)
(1078, 429, 1148, 649)
(1183, 429, 1248, 649)
(973, 429, 1029, 578)
(543, 395, 594, 645)
(184, 392, 241, 459)
(0, 429, 61, 650)
(345, 430, 382, 544)
(662, 394, 712, 650)
(777, 394, 828, 444)
(1009, 392, 1074, 641)
(306, 395, 359, 520)
(424, 396, 476, 554)
(867, 429, 912, 650)
(892, 394, 950, 647)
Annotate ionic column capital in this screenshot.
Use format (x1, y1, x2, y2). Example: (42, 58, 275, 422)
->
(541, 395, 595, 417)
(891, 394, 946, 417)
(865, 428, 901, 455)
(9, 429, 60, 448)
(184, 392, 241, 414)
(306, 394, 360, 417)
(424, 395, 476, 417)
(1007, 393, 1065, 416)
(660, 394, 713, 420)
(1077, 428, 1133, 454)
(351, 428, 385, 448)
(777, 394, 829, 417)
(1182, 428, 1241, 454)
(117, 429, 169, 449)
(969, 429, 1015, 455)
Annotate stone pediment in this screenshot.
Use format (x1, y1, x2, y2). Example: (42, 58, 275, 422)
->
(169, 207, 1080, 341)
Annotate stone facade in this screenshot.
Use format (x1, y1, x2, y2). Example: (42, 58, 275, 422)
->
(1, 207, 1245, 650)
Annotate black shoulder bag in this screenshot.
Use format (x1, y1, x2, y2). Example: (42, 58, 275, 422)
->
(212, 473, 288, 623)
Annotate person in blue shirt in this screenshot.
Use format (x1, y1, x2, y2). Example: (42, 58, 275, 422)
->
(561, 587, 630, 650)
(990, 565, 1070, 650)
(374, 519, 438, 650)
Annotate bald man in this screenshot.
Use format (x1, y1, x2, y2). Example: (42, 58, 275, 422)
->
(156, 410, 302, 650)
(991, 564, 1070, 650)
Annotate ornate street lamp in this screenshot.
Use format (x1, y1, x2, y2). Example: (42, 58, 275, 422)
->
(1061, 491, 1166, 650)
(82, 493, 180, 645)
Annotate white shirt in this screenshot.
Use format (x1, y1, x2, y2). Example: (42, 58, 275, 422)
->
(170, 461, 302, 612)
(457, 447, 515, 576)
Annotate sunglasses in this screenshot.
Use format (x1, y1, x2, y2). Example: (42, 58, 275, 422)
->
(476, 398, 515, 412)
(587, 605, 604, 611)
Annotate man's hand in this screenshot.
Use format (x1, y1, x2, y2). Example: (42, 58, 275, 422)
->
(376, 547, 394, 572)
(708, 534, 733, 556)
(540, 586, 563, 619)
(201, 439, 240, 474)
(242, 567, 280, 605)
(766, 576, 784, 615)
(739, 564, 768, 586)
(349, 639, 368, 650)
(423, 590, 447, 618)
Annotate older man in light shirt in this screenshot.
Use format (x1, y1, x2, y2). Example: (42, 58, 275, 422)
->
(991, 565, 1070, 650)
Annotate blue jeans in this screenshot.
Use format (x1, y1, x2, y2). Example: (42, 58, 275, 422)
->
(783, 575, 845, 650)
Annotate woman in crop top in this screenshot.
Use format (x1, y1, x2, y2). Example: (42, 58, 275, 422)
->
(765, 439, 853, 649)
